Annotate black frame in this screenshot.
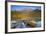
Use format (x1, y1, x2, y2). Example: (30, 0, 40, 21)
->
(5, 1, 45, 33)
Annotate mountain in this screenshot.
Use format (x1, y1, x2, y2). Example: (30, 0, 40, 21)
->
(11, 9, 41, 21)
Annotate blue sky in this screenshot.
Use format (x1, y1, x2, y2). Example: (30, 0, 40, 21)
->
(11, 5, 41, 11)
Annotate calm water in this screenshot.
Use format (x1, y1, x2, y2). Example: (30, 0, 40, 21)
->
(35, 21, 41, 27)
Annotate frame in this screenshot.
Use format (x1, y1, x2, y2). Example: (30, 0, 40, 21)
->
(5, 1, 45, 33)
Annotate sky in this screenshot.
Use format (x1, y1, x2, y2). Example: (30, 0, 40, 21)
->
(11, 5, 41, 11)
